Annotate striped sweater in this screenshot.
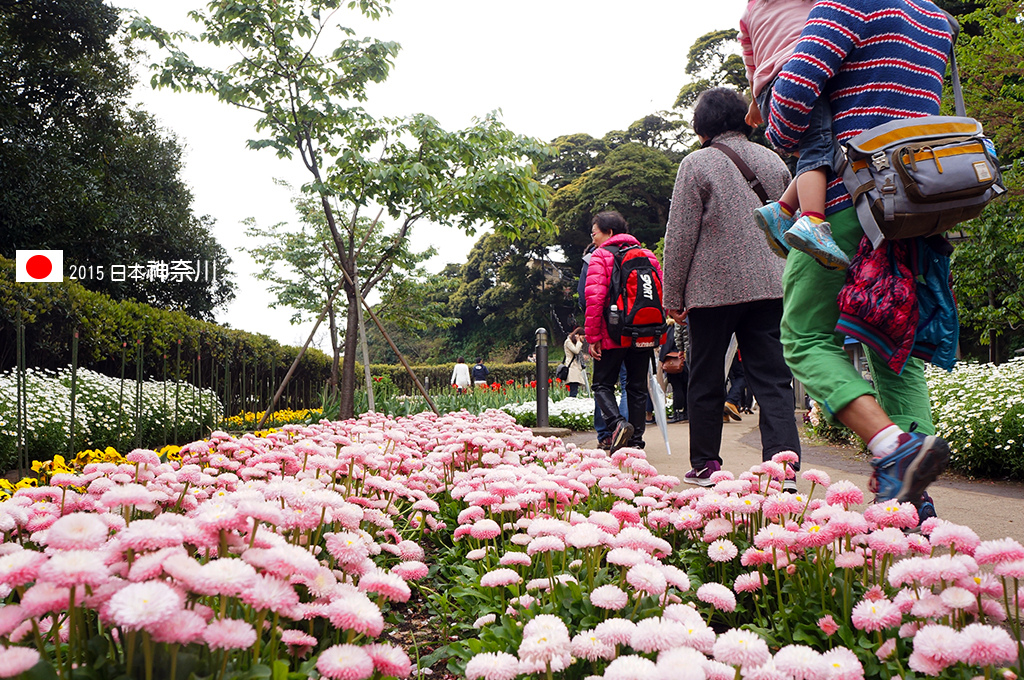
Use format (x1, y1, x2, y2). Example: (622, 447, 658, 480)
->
(766, 0, 953, 215)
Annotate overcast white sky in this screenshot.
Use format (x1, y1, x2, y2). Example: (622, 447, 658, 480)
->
(125, 0, 747, 348)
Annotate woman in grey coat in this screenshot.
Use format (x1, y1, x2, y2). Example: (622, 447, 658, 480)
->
(661, 87, 801, 488)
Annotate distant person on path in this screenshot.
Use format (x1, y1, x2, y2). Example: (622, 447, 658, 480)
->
(471, 358, 490, 388)
(585, 211, 662, 453)
(563, 328, 587, 397)
(739, 0, 850, 270)
(767, 0, 954, 517)
(579, 242, 628, 449)
(662, 87, 802, 488)
(659, 318, 689, 423)
(450, 357, 471, 394)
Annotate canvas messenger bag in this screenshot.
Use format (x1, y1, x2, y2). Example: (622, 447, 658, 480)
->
(837, 16, 1005, 248)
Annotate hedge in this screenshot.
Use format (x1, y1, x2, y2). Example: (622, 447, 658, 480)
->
(1, 257, 332, 413)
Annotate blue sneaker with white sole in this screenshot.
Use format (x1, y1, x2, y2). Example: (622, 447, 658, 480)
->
(870, 432, 950, 505)
(783, 216, 851, 271)
(753, 202, 795, 258)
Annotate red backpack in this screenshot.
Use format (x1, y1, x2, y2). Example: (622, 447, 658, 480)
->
(602, 244, 667, 349)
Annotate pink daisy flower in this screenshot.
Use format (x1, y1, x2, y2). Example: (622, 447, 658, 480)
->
(0, 646, 40, 678)
(928, 521, 980, 555)
(959, 623, 1017, 666)
(203, 619, 256, 651)
(465, 651, 520, 680)
(851, 597, 902, 632)
(325, 531, 370, 565)
(818, 614, 840, 636)
(626, 563, 667, 597)
(590, 584, 629, 609)
(741, 547, 773, 567)
(707, 538, 738, 563)
(939, 586, 976, 610)
(480, 568, 522, 588)
(358, 569, 411, 603)
(470, 519, 502, 540)
(44, 513, 109, 550)
(821, 647, 864, 680)
(863, 501, 918, 529)
(602, 655, 657, 680)
(280, 630, 317, 657)
(117, 520, 186, 551)
(713, 628, 770, 668)
(867, 527, 910, 555)
(734, 571, 768, 593)
(363, 643, 412, 678)
(0, 550, 47, 587)
(392, 560, 429, 581)
(703, 517, 734, 542)
(473, 614, 496, 628)
(38, 550, 109, 588)
(149, 609, 207, 645)
(325, 592, 384, 637)
(801, 469, 831, 487)
(594, 618, 637, 646)
(565, 522, 606, 549)
(697, 582, 736, 612)
(773, 644, 832, 680)
(526, 535, 564, 556)
(660, 564, 691, 591)
(754, 524, 794, 550)
(974, 538, 1024, 565)
(498, 551, 531, 567)
(910, 623, 963, 670)
(825, 480, 864, 508)
(187, 558, 257, 597)
(107, 581, 182, 631)
(241, 574, 300, 614)
(316, 644, 375, 680)
(570, 630, 616, 662)
(835, 551, 865, 569)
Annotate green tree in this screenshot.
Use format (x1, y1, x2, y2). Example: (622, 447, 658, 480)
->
(244, 190, 452, 391)
(674, 29, 747, 110)
(536, 133, 609, 190)
(445, 231, 574, 360)
(134, 0, 552, 418)
(0, 0, 234, 319)
(547, 143, 678, 275)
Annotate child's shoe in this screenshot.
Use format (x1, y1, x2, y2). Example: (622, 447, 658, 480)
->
(753, 202, 796, 258)
(783, 216, 851, 270)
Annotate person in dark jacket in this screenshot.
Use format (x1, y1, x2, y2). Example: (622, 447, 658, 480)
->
(659, 320, 689, 423)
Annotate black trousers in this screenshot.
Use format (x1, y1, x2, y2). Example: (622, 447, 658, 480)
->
(593, 346, 652, 448)
(667, 366, 688, 413)
(687, 299, 801, 469)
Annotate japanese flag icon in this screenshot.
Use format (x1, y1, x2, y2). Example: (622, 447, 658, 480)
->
(16, 250, 64, 282)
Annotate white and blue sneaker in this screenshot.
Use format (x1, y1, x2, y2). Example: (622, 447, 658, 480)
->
(753, 202, 796, 258)
(783, 216, 851, 271)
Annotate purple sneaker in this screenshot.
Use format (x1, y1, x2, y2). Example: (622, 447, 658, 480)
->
(684, 460, 721, 487)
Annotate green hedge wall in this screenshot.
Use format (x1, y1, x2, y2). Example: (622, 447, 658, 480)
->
(1, 257, 332, 413)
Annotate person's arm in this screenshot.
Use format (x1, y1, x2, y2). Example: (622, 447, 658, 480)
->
(662, 158, 705, 318)
(767, 3, 862, 153)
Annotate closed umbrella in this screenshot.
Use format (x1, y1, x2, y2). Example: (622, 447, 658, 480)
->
(647, 365, 671, 456)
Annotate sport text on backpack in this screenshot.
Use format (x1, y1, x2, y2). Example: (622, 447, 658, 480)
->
(603, 244, 667, 349)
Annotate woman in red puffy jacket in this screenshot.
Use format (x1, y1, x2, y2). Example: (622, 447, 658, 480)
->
(584, 211, 663, 453)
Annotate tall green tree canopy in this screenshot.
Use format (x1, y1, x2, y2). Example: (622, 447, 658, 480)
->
(675, 29, 747, 110)
(133, 0, 552, 416)
(0, 0, 235, 319)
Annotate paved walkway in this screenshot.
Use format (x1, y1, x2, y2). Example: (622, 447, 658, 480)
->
(563, 413, 1024, 544)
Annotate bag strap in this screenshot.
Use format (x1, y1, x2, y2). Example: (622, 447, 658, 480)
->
(944, 12, 965, 117)
(711, 142, 771, 205)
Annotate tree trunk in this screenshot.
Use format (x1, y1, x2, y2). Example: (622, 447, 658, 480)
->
(327, 300, 341, 397)
(338, 285, 360, 419)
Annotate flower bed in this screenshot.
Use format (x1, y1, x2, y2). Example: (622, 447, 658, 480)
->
(501, 396, 597, 430)
(0, 367, 220, 471)
(0, 410, 1020, 680)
